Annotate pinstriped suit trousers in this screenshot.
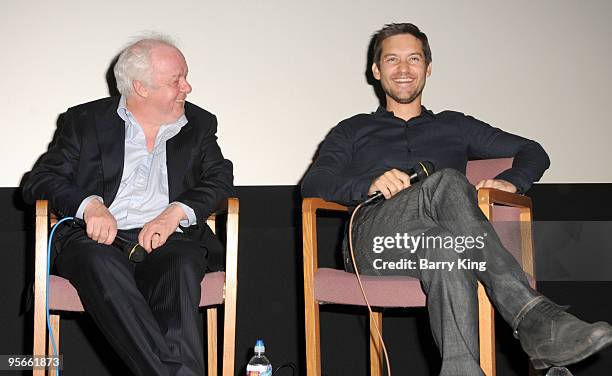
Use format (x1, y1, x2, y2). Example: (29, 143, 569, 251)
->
(55, 230, 207, 376)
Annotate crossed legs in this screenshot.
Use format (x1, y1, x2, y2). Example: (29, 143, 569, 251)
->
(347, 168, 540, 375)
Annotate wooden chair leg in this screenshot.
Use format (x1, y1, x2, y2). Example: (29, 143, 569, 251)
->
(478, 282, 496, 376)
(34, 201, 48, 376)
(48, 314, 60, 355)
(369, 311, 383, 376)
(305, 302, 321, 376)
(47, 314, 61, 375)
(222, 290, 237, 376)
(222, 198, 239, 376)
(33, 301, 47, 376)
(207, 308, 218, 376)
(33, 321, 46, 376)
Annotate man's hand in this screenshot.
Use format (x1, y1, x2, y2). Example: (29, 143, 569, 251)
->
(83, 199, 118, 245)
(475, 179, 517, 193)
(368, 169, 411, 199)
(138, 204, 186, 253)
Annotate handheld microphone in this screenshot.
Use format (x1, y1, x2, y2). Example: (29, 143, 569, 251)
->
(72, 218, 148, 262)
(362, 161, 435, 206)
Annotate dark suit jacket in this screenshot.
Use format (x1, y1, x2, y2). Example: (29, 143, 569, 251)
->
(23, 96, 234, 270)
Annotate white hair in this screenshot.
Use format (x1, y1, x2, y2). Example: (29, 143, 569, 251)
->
(113, 33, 178, 97)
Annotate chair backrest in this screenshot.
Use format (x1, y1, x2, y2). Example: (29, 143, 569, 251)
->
(465, 158, 513, 185)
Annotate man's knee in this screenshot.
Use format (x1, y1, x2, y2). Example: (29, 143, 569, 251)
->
(150, 238, 207, 276)
(436, 168, 470, 185)
(420, 168, 475, 203)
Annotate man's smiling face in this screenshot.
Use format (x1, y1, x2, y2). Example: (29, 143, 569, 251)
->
(372, 33, 432, 107)
(145, 44, 192, 124)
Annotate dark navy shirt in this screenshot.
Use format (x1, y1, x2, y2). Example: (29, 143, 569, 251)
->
(301, 106, 550, 205)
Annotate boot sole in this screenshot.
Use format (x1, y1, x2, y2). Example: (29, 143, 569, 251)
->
(530, 328, 612, 370)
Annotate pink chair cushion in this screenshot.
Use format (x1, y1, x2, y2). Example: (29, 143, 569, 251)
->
(49, 272, 225, 312)
(465, 158, 513, 186)
(314, 268, 426, 308)
(49, 276, 84, 312)
(314, 267, 535, 308)
(200, 272, 225, 306)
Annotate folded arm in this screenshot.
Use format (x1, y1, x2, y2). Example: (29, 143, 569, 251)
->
(462, 114, 550, 193)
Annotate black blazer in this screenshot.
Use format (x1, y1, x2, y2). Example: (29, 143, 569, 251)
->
(23, 96, 234, 270)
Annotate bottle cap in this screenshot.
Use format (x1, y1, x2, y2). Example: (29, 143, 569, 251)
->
(254, 339, 265, 353)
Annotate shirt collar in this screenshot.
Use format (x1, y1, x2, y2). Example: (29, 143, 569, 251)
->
(117, 95, 188, 140)
(117, 95, 129, 121)
(373, 105, 436, 121)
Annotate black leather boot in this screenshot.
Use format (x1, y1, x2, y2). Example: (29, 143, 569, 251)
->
(513, 297, 612, 370)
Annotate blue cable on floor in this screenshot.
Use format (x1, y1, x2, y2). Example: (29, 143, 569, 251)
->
(47, 216, 73, 376)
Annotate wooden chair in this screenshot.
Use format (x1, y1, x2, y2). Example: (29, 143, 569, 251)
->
(302, 159, 537, 376)
(33, 198, 239, 376)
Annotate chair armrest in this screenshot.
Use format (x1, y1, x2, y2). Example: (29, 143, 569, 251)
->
(205, 198, 239, 271)
(226, 197, 239, 216)
(302, 197, 348, 214)
(477, 188, 532, 209)
(302, 198, 348, 286)
(206, 198, 228, 224)
(224, 198, 239, 266)
(35, 200, 49, 274)
(206, 197, 237, 233)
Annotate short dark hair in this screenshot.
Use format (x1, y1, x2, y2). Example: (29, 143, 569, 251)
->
(372, 23, 432, 66)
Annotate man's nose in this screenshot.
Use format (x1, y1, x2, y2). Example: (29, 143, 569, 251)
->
(398, 61, 410, 73)
(181, 78, 192, 94)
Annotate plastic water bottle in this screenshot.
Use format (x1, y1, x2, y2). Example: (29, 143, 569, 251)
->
(246, 339, 272, 376)
(546, 367, 573, 376)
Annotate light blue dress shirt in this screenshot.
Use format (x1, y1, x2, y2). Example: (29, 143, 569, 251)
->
(76, 96, 196, 230)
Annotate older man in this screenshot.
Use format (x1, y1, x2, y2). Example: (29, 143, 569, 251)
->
(24, 37, 233, 375)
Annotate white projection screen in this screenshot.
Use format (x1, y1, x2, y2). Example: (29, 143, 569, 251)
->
(1, 0, 611, 186)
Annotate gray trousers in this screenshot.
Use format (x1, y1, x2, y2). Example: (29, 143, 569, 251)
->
(345, 168, 540, 375)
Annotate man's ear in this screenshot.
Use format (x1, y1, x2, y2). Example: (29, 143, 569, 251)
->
(132, 80, 148, 98)
(426, 62, 432, 78)
(372, 62, 381, 80)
